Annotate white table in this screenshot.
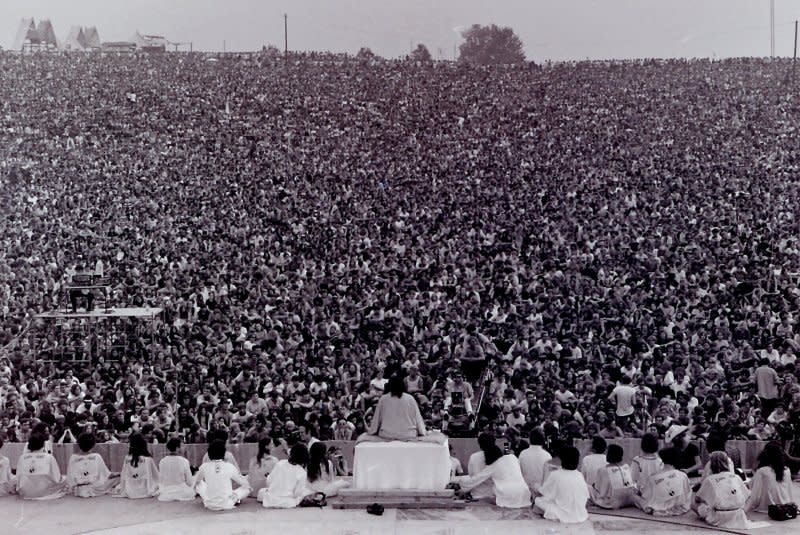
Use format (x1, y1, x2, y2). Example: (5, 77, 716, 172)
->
(353, 439, 451, 490)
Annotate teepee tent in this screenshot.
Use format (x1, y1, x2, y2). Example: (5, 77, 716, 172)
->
(12, 18, 37, 50)
(83, 27, 101, 49)
(35, 19, 58, 48)
(63, 26, 87, 51)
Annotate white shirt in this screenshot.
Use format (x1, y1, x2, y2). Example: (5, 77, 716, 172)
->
(534, 469, 590, 523)
(458, 454, 532, 508)
(519, 445, 552, 492)
(261, 459, 310, 508)
(158, 455, 195, 501)
(580, 453, 607, 490)
(467, 450, 494, 499)
(196, 460, 249, 510)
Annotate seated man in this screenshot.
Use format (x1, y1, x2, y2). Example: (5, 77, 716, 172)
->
(357, 376, 445, 444)
(579, 435, 608, 490)
(195, 440, 251, 510)
(632, 447, 692, 516)
(590, 444, 635, 509)
(533, 446, 590, 523)
(66, 432, 117, 497)
(16, 434, 67, 500)
(694, 452, 767, 529)
(158, 437, 196, 502)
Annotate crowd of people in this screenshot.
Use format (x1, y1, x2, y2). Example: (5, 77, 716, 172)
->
(0, 52, 799, 457)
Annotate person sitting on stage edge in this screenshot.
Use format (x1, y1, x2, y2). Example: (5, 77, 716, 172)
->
(694, 451, 768, 530)
(630, 433, 663, 488)
(533, 445, 590, 523)
(157, 437, 196, 502)
(260, 444, 313, 508)
(66, 431, 117, 497)
(114, 433, 159, 499)
(632, 447, 692, 516)
(357, 375, 446, 444)
(590, 444, 635, 509)
(745, 441, 796, 513)
(195, 439, 251, 510)
(306, 441, 350, 497)
(519, 428, 551, 496)
(452, 432, 531, 508)
(15, 433, 67, 500)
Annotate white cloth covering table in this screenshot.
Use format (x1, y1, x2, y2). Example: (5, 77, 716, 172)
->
(353, 440, 450, 490)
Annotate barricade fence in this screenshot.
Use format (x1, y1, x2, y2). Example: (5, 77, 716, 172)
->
(0, 439, 769, 475)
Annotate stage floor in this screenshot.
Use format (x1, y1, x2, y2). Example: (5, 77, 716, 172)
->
(2, 493, 796, 535)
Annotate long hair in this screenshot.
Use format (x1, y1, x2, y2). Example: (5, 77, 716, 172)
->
(256, 437, 271, 463)
(757, 441, 786, 482)
(387, 375, 405, 398)
(307, 441, 329, 482)
(477, 433, 503, 466)
(128, 433, 151, 468)
(288, 443, 309, 468)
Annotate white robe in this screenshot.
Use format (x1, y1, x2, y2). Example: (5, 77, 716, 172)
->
(247, 455, 278, 497)
(467, 451, 494, 499)
(697, 472, 769, 529)
(534, 469, 590, 523)
(579, 453, 607, 490)
(16, 451, 67, 500)
(158, 455, 196, 501)
(307, 460, 350, 497)
(519, 445, 551, 494)
(591, 464, 635, 509)
(195, 460, 250, 510)
(632, 468, 692, 516)
(259, 459, 311, 508)
(630, 454, 663, 487)
(114, 455, 159, 499)
(745, 466, 795, 513)
(66, 452, 115, 497)
(457, 454, 531, 508)
(0, 455, 15, 496)
(202, 450, 240, 472)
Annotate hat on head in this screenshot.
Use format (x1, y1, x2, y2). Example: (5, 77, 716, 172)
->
(664, 424, 689, 444)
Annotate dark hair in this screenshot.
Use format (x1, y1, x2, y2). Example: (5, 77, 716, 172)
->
(482, 441, 504, 466)
(207, 439, 227, 461)
(477, 432, 496, 451)
(529, 429, 546, 446)
(591, 435, 607, 454)
(640, 433, 659, 454)
(77, 432, 96, 453)
(387, 375, 405, 398)
(288, 443, 309, 467)
(166, 437, 182, 453)
(256, 437, 271, 463)
(757, 441, 786, 482)
(127, 433, 151, 468)
(307, 441, 330, 482)
(606, 444, 624, 464)
(561, 446, 580, 470)
(658, 447, 679, 467)
(27, 433, 45, 452)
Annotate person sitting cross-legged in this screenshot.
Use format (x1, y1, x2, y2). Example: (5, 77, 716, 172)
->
(195, 439, 251, 511)
(158, 437, 196, 502)
(632, 447, 692, 516)
(590, 444, 635, 509)
(113, 433, 159, 499)
(16, 434, 67, 500)
(66, 432, 117, 497)
(694, 451, 768, 529)
(533, 446, 590, 523)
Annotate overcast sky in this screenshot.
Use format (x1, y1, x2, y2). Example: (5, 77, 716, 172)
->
(3, 0, 800, 61)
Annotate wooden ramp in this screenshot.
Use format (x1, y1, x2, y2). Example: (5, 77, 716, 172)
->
(330, 488, 466, 510)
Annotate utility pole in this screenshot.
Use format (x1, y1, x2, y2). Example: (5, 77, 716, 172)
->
(284, 14, 288, 56)
(770, 0, 775, 57)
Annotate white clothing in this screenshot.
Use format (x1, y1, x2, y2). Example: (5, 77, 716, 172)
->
(534, 469, 590, 523)
(158, 455, 196, 501)
(202, 450, 240, 472)
(745, 466, 795, 513)
(114, 456, 159, 499)
(259, 459, 311, 508)
(195, 460, 250, 510)
(457, 454, 531, 508)
(66, 452, 115, 497)
(0, 455, 15, 496)
(16, 451, 67, 500)
(630, 454, 663, 487)
(247, 455, 278, 497)
(579, 453, 607, 490)
(519, 445, 551, 493)
(697, 472, 768, 529)
(467, 451, 494, 499)
(632, 468, 692, 516)
(307, 459, 350, 497)
(591, 464, 635, 509)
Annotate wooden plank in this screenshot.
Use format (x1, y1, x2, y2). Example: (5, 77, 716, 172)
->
(339, 489, 454, 498)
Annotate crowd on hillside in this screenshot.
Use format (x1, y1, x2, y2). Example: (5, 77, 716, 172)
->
(0, 53, 799, 454)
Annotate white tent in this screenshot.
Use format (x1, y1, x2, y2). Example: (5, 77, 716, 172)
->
(12, 18, 36, 51)
(63, 26, 87, 51)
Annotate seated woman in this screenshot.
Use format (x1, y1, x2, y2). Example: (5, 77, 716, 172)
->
(66, 432, 117, 497)
(745, 441, 796, 513)
(306, 442, 351, 497)
(260, 444, 313, 508)
(533, 446, 589, 523)
(452, 433, 531, 508)
(0, 436, 15, 496)
(15, 434, 67, 500)
(113, 433, 159, 499)
(195, 440, 251, 510)
(630, 433, 663, 488)
(591, 444, 635, 509)
(357, 376, 445, 444)
(695, 452, 768, 529)
(157, 437, 196, 502)
(632, 447, 692, 516)
(247, 438, 279, 498)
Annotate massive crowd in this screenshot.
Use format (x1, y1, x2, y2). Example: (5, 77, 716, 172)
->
(0, 52, 799, 458)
